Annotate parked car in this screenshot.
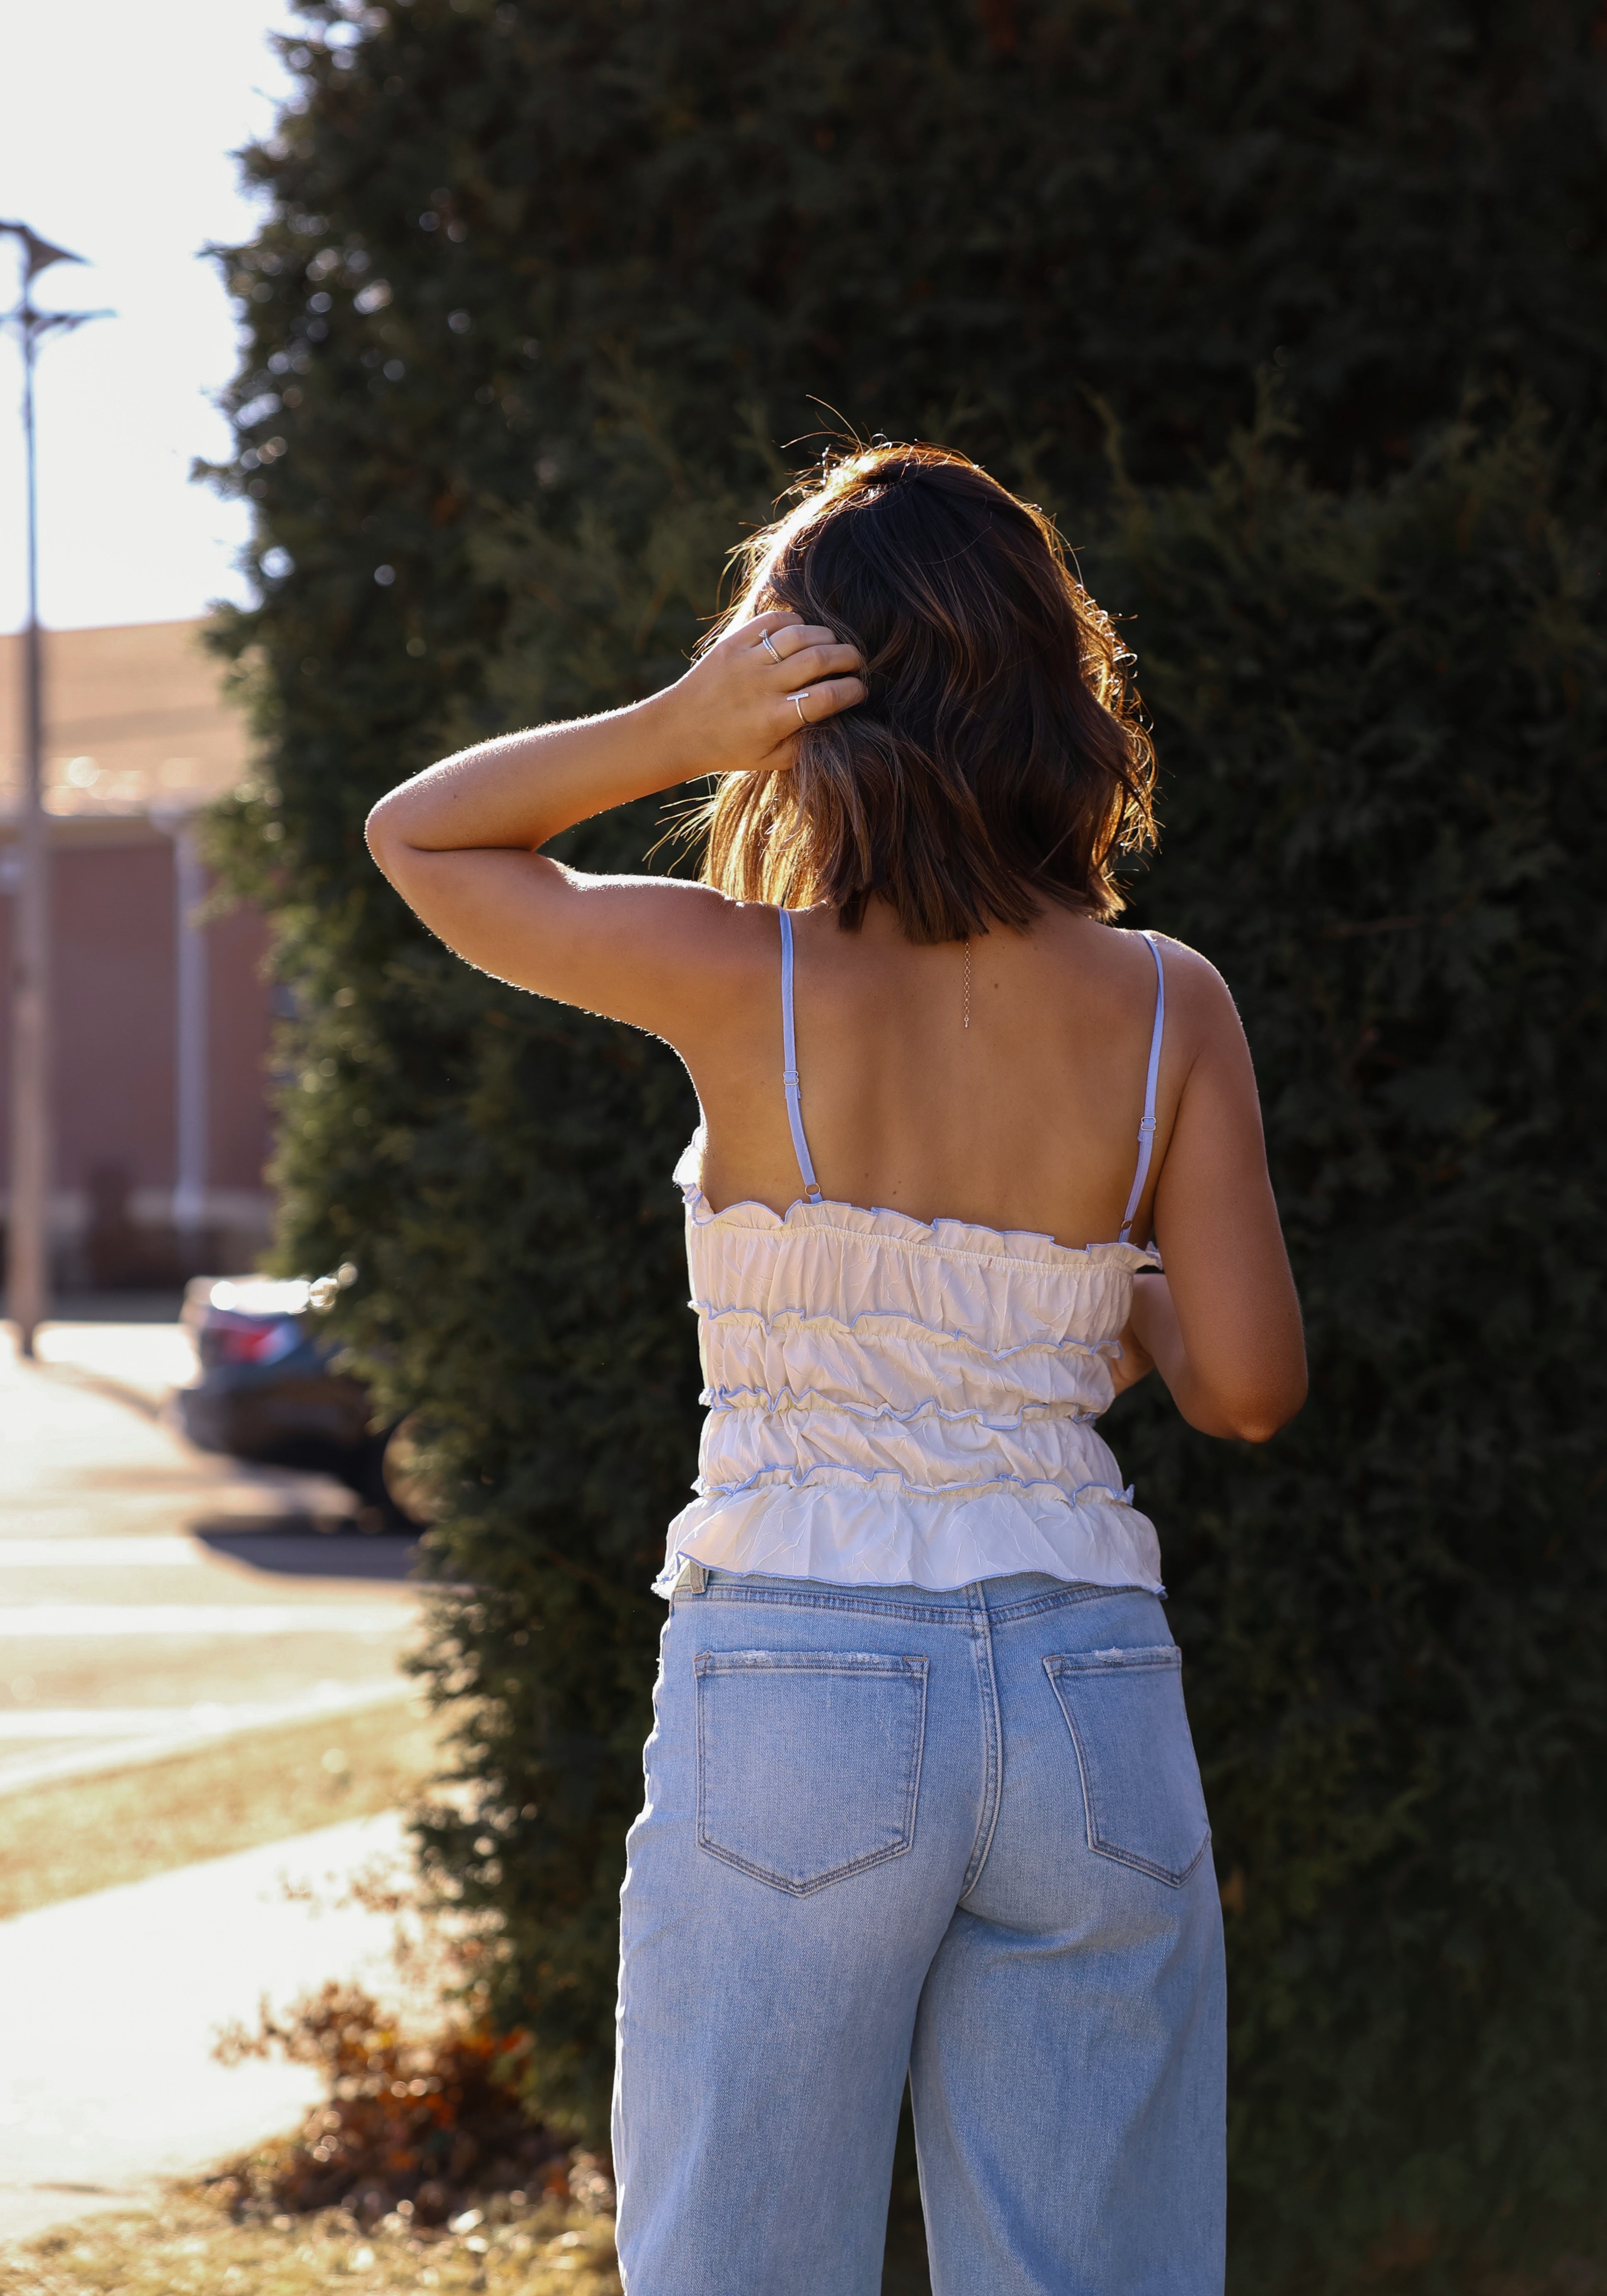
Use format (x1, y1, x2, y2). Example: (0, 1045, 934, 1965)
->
(175, 1273, 415, 1530)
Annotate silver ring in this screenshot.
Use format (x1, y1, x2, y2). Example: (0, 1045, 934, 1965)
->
(792, 691, 810, 724)
(761, 632, 782, 664)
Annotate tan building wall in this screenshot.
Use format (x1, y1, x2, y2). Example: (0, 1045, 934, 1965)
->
(0, 621, 276, 1286)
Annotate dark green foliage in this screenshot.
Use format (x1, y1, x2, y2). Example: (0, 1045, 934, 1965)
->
(1091, 395, 1607, 2282)
(204, 2, 1606, 2284)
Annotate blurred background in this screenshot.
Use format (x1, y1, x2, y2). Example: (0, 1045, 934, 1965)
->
(1, 5, 1603, 2296)
(0, 1, 293, 633)
(0, 0, 297, 1294)
(0, 9, 601, 2289)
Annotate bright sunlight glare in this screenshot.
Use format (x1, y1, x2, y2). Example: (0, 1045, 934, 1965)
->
(0, 0, 301, 632)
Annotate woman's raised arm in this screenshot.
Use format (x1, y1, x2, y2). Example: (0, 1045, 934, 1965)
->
(363, 612, 864, 1029)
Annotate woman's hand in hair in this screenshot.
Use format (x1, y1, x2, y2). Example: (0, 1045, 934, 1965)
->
(675, 611, 867, 777)
(367, 612, 864, 886)
(363, 615, 863, 1036)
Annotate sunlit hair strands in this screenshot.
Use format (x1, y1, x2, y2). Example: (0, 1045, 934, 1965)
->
(694, 444, 1157, 942)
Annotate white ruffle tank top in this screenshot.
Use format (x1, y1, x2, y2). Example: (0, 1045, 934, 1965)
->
(654, 911, 1167, 1597)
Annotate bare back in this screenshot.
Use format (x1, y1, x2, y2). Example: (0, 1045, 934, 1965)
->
(692, 900, 1174, 1250)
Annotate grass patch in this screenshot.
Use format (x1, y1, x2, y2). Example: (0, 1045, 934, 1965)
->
(0, 1699, 450, 1919)
(0, 2188, 619, 2294)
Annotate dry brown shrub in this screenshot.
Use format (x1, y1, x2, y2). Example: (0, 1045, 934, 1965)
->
(210, 1984, 607, 2229)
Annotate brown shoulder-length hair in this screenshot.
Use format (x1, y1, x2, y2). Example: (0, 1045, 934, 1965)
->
(692, 443, 1156, 941)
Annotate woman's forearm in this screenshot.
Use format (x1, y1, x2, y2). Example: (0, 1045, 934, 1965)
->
(1126, 1273, 1261, 1441)
(367, 685, 697, 864)
(367, 610, 868, 875)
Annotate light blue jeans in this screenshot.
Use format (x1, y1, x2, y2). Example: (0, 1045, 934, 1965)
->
(614, 1568, 1225, 2295)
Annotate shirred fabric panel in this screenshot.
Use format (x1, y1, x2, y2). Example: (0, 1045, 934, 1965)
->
(661, 1139, 1164, 1596)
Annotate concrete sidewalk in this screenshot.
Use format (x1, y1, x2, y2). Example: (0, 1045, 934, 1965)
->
(0, 1321, 421, 1796)
(0, 1811, 423, 2246)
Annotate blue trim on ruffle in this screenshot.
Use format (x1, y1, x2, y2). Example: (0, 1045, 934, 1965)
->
(693, 1301, 1122, 1363)
(701, 1385, 1100, 1431)
(679, 1175, 1161, 1273)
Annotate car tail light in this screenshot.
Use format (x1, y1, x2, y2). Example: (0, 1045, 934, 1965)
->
(207, 1313, 301, 1367)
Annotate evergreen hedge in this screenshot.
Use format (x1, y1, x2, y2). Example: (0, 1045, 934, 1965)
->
(1091, 396, 1607, 2281)
(207, 2, 1606, 2283)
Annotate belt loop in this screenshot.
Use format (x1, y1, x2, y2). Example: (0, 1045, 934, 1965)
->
(679, 1558, 707, 1595)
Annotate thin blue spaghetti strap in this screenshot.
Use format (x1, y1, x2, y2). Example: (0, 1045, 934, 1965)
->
(779, 909, 823, 1204)
(1117, 931, 1165, 1245)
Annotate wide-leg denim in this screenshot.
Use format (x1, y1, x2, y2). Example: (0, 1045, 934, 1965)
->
(614, 1568, 1225, 2296)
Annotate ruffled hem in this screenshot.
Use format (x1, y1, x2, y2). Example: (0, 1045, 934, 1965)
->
(653, 1484, 1164, 1598)
(674, 1140, 1158, 1276)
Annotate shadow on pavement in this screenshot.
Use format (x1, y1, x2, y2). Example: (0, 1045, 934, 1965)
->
(50, 1291, 186, 1324)
(193, 1529, 421, 1582)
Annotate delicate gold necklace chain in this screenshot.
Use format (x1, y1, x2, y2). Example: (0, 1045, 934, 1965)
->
(963, 935, 971, 1031)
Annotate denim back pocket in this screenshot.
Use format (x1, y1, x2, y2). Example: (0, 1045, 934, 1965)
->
(695, 1649, 929, 1897)
(1044, 1644, 1211, 1887)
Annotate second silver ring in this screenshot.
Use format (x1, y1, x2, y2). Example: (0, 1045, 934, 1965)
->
(792, 691, 810, 724)
(760, 632, 783, 664)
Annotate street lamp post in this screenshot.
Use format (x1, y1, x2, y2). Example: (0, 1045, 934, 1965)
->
(1, 223, 109, 1356)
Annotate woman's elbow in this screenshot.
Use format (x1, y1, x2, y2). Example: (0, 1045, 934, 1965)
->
(365, 793, 403, 868)
(1225, 1370, 1308, 1444)
(365, 793, 423, 889)
(1183, 1359, 1307, 1443)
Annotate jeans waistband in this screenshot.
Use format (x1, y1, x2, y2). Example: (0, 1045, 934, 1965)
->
(677, 1562, 1155, 1624)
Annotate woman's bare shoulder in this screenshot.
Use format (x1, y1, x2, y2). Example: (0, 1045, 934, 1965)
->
(1132, 934, 1265, 1128)
(1142, 930, 1243, 1028)
(1079, 926, 1251, 1094)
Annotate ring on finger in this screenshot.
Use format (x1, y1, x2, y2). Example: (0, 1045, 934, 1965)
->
(792, 691, 810, 724)
(760, 632, 782, 664)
